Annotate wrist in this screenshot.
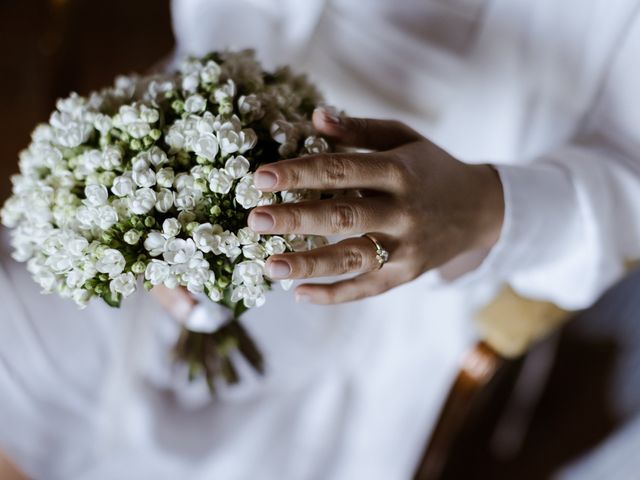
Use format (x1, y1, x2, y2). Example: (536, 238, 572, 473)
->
(469, 163, 505, 250)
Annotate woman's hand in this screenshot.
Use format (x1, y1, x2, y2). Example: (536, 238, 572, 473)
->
(249, 109, 505, 304)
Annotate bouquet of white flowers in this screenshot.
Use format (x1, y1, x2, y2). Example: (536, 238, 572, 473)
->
(0, 50, 330, 390)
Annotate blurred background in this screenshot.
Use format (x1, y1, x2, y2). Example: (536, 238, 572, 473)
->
(0, 0, 174, 202)
(2, 1, 640, 479)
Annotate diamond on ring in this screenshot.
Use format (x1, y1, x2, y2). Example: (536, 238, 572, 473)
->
(362, 234, 390, 269)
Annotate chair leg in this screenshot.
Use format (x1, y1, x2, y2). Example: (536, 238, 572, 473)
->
(413, 342, 505, 480)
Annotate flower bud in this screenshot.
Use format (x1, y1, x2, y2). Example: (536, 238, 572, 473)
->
(123, 229, 142, 245)
(131, 261, 146, 274)
(209, 205, 221, 218)
(185, 221, 199, 235)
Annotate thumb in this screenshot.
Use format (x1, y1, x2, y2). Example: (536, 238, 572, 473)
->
(312, 107, 422, 151)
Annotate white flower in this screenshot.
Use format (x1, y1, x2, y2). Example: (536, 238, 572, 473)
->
(192, 223, 222, 253)
(145, 259, 171, 285)
(163, 238, 197, 264)
(112, 174, 135, 197)
(270, 119, 294, 144)
(235, 174, 261, 209)
(155, 188, 174, 212)
(225, 155, 250, 179)
(174, 189, 201, 211)
(219, 231, 241, 260)
(184, 94, 207, 114)
(72, 288, 92, 308)
(132, 168, 156, 188)
(231, 284, 266, 308)
(102, 146, 122, 169)
(214, 79, 236, 104)
(162, 218, 181, 237)
(165, 126, 185, 151)
(182, 73, 199, 93)
(110, 272, 136, 297)
(115, 105, 152, 139)
(238, 94, 263, 119)
(200, 60, 221, 83)
(218, 128, 240, 156)
(174, 173, 194, 192)
(156, 167, 174, 188)
(196, 112, 216, 134)
(242, 243, 266, 260)
(129, 188, 156, 215)
(182, 260, 212, 294)
(45, 253, 74, 273)
(208, 168, 233, 194)
(237, 226, 259, 245)
(49, 111, 93, 148)
(193, 132, 219, 161)
(264, 236, 287, 255)
(96, 248, 126, 277)
(95, 205, 118, 230)
(84, 184, 108, 206)
(304, 136, 330, 154)
(208, 287, 223, 302)
(238, 129, 257, 153)
(232, 260, 265, 286)
(144, 231, 166, 256)
(147, 146, 169, 167)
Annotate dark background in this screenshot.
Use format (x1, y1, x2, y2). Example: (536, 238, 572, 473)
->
(0, 0, 174, 201)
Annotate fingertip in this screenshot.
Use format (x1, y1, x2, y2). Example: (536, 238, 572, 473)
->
(313, 107, 344, 134)
(254, 169, 278, 190)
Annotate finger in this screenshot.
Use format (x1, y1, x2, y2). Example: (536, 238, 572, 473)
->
(151, 285, 195, 322)
(265, 236, 385, 280)
(294, 267, 402, 304)
(312, 108, 423, 151)
(248, 197, 396, 235)
(254, 151, 405, 193)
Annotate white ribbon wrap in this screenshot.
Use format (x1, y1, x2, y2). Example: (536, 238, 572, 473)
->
(184, 296, 232, 333)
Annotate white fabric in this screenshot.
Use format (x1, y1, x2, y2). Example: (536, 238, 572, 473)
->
(2, 0, 640, 478)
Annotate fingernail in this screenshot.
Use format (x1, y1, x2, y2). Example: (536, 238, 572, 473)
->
(254, 170, 277, 189)
(295, 293, 312, 303)
(315, 107, 341, 125)
(267, 260, 291, 279)
(248, 211, 275, 232)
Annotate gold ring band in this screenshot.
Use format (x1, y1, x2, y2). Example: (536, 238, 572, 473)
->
(362, 233, 390, 269)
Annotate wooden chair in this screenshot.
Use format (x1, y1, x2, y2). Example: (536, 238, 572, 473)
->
(413, 286, 572, 479)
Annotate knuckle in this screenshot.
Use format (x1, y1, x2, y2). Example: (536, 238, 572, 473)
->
(329, 203, 359, 232)
(282, 165, 302, 188)
(323, 154, 347, 183)
(298, 255, 318, 278)
(388, 159, 412, 187)
(341, 247, 365, 273)
(281, 206, 303, 231)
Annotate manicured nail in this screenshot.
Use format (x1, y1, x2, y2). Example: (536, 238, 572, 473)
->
(295, 293, 312, 303)
(254, 170, 277, 189)
(315, 107, 341, 125)
(267, 260, 291, 279)
(248, 211, 274, 231)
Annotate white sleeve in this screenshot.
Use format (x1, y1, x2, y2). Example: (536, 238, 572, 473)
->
(445, 12, 640, 310)
(170, 0, 327, 69)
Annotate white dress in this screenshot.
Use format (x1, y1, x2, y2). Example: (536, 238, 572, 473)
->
(2, 0, 640, 478)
